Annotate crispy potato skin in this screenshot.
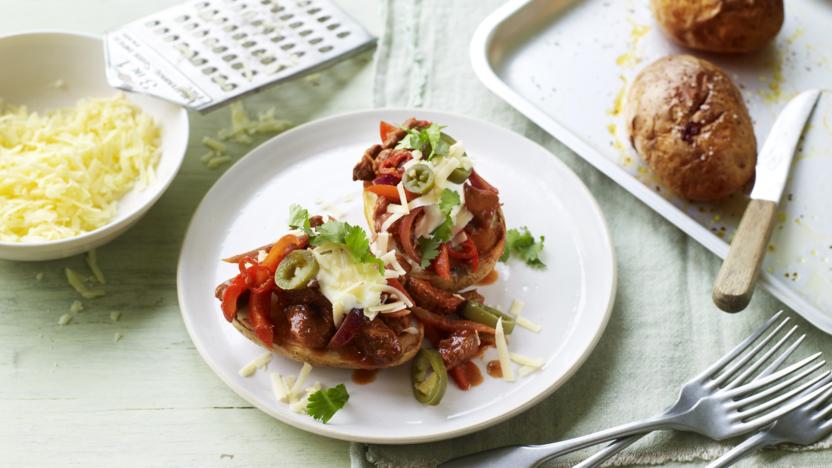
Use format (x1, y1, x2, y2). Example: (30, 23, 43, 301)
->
(363, 190, 506, 291)
(651, 0, 783, 54)
(232, 308, 424, 369)
(625, 55, 756, 201)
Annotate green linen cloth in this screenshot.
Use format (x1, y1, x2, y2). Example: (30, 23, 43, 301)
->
(351, 1, 832, 466)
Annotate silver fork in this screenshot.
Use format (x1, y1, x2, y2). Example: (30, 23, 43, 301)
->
(440, 314, 832, 468)
(576, 311, 804, 468)
(708, 373, 832, 467)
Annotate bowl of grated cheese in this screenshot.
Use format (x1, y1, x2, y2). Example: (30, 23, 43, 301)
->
(0, 31, 188, 261)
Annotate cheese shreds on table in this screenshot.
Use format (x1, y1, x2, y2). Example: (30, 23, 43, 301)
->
(65, 268, 105, 299)
(0, 94, 161, 242)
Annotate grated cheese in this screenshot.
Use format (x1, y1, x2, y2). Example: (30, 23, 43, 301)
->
(518, 365, 538, 378)
(110, 311, 121, 322)
(396, 181, 410, 214)
(289, 362, 313, 397)
(238, 351, 272, 377)
(58, 313, 72, 326)
(516, 316, 542, 333)
(495, 318, 515, 382)
(510, 352, 543, 369)
(380, 208, 407, 233)
(85, 249, 106, 284)
(202, 136, 226, 153)
(69, 300, 84, 314)
(508, 299, 525, 316)
(271, 372, 291, 403)
(65, 268, 105, 299)
(0, 94, 161, 242)
(113, 332, 123, 343)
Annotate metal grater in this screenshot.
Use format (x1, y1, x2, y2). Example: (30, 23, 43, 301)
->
(104, 0, 376, 112)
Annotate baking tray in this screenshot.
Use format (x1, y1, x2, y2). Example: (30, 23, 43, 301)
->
(471, 0, 832, 332)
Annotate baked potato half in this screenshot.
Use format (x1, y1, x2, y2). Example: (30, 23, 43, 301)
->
(651, 0, 784, 54)
(625, 55, 756, 201)
(354, 118, 506, 291)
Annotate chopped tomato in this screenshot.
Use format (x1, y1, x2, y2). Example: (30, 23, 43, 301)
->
(469, 169, 498, 193)
(386, 278, 414, 304)
(380, 120, 399, 143)
(248, 290, 274, 348)
(221, 276, 248, 322)
(397, 207, 423, 262)
(261, 234, 308, 272)
(448, 238, 479, 271)
(449, 365, 471, 390)
(433, 243, 451, 280)
(365, 184, 413, 203)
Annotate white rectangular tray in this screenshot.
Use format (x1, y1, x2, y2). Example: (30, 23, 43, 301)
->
(471, 0, 832, 332)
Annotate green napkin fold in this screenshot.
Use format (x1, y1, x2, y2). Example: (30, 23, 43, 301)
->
(351, 1, 832, 466)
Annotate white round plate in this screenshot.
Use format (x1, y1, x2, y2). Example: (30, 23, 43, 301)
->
(177, 109, 616, 444)
(0, 31, 188, 261)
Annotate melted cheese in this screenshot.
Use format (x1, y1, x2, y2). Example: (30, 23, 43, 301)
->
(0, 94, 161, 242)
(312, 243, 386, 324)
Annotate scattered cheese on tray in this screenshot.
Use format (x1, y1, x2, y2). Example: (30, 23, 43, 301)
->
(113, 332, 123, 343)
(238, 351, 273, 377)
(85, 249, 106, 284)
(69, 300, 84, 314)
(65, 268, 105, 299)
(110, 311, 121, 322)
(58, 313, 72, 326)
(0, 94, 161, 242)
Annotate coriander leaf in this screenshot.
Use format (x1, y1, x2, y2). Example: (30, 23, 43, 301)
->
(438, 189, 460, 215)
(288, 204, 311, 232)
(311, 220, 348, 246)
(425, 124, 448, 159)
(344, 224, 385, 271)
(418, 236, 441, 268)
(432, 216, 454, 243)
(306, 384, 350, 424)
(501, 227, 546, 269)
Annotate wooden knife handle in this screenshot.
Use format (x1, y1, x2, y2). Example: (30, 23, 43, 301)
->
(713, 199, 778, 313)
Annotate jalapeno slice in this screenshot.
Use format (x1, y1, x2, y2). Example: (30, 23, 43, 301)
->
(403, 163, 435, 195)
(274, 250, 319, 290)
(441, 133, 472, 184)
(462, 301, 515, 334)
(411, 348, 448, 405)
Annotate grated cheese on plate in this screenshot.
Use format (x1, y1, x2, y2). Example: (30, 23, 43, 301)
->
(0, 94, 161, 242)
(238, 351, 273, 377)
(495, 318, 515, 382)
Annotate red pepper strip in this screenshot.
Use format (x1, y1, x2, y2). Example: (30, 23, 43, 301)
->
(449, 365, 471, 391)
(261, 234, 308, 272)
(366, 184, 407, 202)
(433, 243, 451, 280)
(386, 278, 414, 304)
(397, 207, 423, 262)
(245, 263, 273, 289)
(380, 121, 399, 143)
(469, 169, 499, 194)
(411, 306, 496, 335)
(448, 238, 479, 271)
(221, 276, 248, 322)
(248, 290, 274, 348)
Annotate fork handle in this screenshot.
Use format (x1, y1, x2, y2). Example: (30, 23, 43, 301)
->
(573, 434, 643, 468)
(439, 415, 672, 468)
(706, 431, 780, 468)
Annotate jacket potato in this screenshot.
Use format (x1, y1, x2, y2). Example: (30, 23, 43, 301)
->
(625, 55, 757, 201)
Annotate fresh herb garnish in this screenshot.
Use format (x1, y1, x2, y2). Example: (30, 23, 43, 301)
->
(416, 189, 461, 267)
(306, 384, 350, 424)
(287, 205, 383, 271)
(500, 227, 546, 269)
(396, 123, 449, 160)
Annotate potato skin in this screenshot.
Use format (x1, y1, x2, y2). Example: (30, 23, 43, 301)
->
(651, 0, 783, 54)
(625, 55, 756, 202)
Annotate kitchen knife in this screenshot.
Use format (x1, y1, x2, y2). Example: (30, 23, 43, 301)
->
(713, 89, 822, 313)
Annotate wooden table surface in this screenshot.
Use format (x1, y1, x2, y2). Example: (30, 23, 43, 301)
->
(0, 1, 378, 466)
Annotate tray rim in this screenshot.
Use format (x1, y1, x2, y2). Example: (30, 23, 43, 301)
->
(470, 0, 832, 334)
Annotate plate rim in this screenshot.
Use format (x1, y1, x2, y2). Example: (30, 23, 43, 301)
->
(176, 107, 617, 444)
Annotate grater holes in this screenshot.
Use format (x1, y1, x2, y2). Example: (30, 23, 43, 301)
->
(213, 46, 228, 53)
(336, 30, 351, 39)
(191, 56, 208, 66)
(251, 19, 263, 27)
(271, 5, 285, 13)
(292, 51, 306, 59)
(319, 45, 333, 53)
(242, 40, 256, 48)
(262, 26, 276, 34)
(212, 74, 229, 84)
(307, 7, 321, 14)
(299, 29, 313, 36)
(289, 21, 304, 29)
(204, 37, 220, 46)
(222, 83, 237, 92)
(271, 35, 286, 42)
(184, 22, 199, 30)
(232, 32, 248, 40)
(164, 34, 179, 42)
(280, 13, 294, 21)
(297, 0, 312, 6)
(261, 56, 276, 65)
(231, 62, 244, 70)
(280, 42, 296, 50)
(175, 15, 190, 22)
(202, 66, 218, 75)
(223, 24, 238, 32)
(252, 49, 267, 57)
(260, 0, 272, 4)
(146, 20, 161, 27)
(317, 15, 331, 23)
(308, 37, 323, 45)
(195, 29, 209, 37)
(272, 64, 287, 74)
(327, 23, 340, 30)
(196, 1, 210, 7)
(155, 27, 170, 34)
(223, 54, 238, 62)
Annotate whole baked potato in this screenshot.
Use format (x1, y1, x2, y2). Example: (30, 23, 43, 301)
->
(651, 0, 784, 54)
(625, 55, 757, 202)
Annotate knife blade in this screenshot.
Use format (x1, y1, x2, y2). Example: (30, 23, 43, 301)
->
(713, 89, 822, 313)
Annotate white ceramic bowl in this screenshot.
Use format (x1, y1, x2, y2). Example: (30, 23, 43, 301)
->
(0, 31, 189, 261)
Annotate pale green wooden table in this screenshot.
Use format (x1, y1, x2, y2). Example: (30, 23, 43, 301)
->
(0, 1, 377, 465)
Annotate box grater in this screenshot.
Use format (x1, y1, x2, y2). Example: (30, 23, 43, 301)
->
(104, 0, 376, 112)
